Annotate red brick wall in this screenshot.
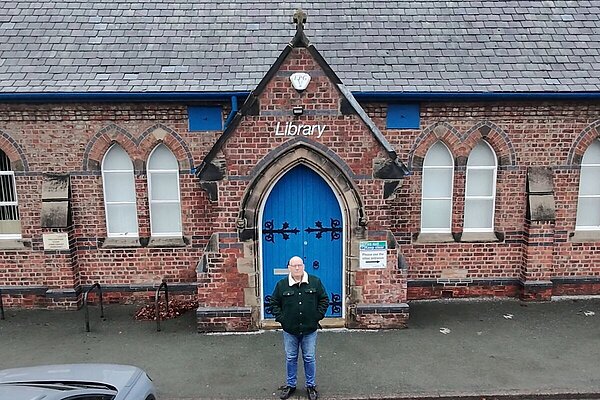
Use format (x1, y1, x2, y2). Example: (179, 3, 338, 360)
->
(0, 103, 221, 306)
(2, 49, 600, 313)
(196, 47, 407, 309)
(367, 101, 600, 298)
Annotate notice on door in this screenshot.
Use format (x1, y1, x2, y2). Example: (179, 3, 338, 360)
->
(359, 241, 387, 269)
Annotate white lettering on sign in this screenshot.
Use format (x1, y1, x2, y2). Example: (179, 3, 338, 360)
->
(359, 241, 387, 269)
(274, 122, 326, 138)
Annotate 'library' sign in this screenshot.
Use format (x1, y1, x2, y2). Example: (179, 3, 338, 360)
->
(274, 121, 326, 138)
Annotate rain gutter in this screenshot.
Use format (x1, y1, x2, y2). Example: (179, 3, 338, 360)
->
(0, 91, 251, 103)
(352, 91, 600, 102)
(2, 91, 599, 103)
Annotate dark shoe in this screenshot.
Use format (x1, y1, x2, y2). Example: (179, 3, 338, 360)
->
(279, 385, 296, 400)
(307, 386, 318, 400)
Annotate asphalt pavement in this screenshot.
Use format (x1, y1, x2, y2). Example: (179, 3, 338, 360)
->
(1, 298, 599, 400)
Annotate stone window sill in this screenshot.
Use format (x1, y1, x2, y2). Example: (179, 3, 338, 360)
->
(414, 232, 455, 243)
(101, 237, 142, 248)
(458, 232, 502, 243)
(0, 239, 28, 251)
(569, 230, 600, 243)
(147, 236, 187, 248)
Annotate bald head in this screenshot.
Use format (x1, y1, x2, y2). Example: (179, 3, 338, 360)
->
(288, 256, 305, 281)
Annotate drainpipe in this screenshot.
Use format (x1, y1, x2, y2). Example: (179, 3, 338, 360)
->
(223, 96, 238, 129)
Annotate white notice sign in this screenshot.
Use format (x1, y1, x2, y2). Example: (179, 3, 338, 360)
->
(43, 233, 70, 251)
(359, 241, 387, 269)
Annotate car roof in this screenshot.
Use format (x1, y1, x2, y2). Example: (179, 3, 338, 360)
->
(0, 364, 141, 391)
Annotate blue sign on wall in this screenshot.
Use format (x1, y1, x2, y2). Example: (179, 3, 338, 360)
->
(386, 103, 420, 129)
(188, 106, 223, 131)
(262, 165, 343, 318)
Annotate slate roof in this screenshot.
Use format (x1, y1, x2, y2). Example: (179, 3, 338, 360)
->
(1, 0, 599, 94)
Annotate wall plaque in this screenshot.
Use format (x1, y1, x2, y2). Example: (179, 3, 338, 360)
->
(290, 72, 311, 91)
(43, 233, 70, 251)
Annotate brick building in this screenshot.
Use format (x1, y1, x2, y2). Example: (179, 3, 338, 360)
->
(1, 2, 600, 331)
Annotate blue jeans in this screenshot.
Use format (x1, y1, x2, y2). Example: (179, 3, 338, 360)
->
(283, 330, 318, 388)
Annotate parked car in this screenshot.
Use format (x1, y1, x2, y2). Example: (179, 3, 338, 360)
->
(0, 363, 156, 400)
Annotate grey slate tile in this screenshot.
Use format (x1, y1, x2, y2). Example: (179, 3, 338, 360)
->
(1, 0, 600, 93)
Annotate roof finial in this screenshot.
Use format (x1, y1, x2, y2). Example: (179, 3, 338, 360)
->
(293, 8, 307, 32)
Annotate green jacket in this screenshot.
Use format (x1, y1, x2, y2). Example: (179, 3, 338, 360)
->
(270, 274, 329, 335)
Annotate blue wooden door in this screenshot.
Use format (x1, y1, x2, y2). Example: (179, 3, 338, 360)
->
(262, 165, 343, 319)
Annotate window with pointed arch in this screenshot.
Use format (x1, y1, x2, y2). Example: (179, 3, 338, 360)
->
(421, 141, 454, 233)
(464, 141, 497, 232)
(147, 144, 182, 236)
(576, 139, 600, 231)
(0, 149, 21, 239)
(101, 144, 139, 237)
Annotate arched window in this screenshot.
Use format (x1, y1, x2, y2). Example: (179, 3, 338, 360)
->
(0, 149, 21, 238)
(101, 144, 138, 237)
(464, 141, 497, 232)
(147, 144, 182, 236)
(576, 139, 600, 230)
(421, 141, 453, 233)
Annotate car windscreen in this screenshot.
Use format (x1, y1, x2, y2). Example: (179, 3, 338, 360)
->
(1, 382, 117, 400)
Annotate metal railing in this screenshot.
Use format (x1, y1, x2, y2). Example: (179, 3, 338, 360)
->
(0, 288, 5, 320)
(155, 280, 169, 332)
(83, 283, 104, 332)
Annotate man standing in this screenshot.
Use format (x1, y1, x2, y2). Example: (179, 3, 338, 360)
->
(270, 255, 329, 400)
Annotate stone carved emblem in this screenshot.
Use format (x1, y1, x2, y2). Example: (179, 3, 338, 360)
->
(290, 72, 311, 91)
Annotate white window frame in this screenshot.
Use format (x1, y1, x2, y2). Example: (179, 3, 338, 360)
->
(0, 150, 21, 239)
(147, 144, 182, 237)
(101, 144, 139, 238)
(464, 141, 497, 233)
(576, 140, 600, 231)
(421, 141, 454, 233)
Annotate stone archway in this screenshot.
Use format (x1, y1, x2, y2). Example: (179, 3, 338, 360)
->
(235, 140, 366, 326)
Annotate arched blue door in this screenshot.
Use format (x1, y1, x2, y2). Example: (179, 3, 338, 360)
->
(262, 165, 343, 319)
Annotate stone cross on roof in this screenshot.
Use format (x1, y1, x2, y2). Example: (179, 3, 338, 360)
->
(293, 9, 307, 32)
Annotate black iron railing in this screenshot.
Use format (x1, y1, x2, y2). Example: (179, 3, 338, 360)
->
(83, 283, 104, 332)
(155, 280, 169, 332)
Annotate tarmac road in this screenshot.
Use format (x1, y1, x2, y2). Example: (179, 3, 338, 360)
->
(1, 298, 599, 399)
